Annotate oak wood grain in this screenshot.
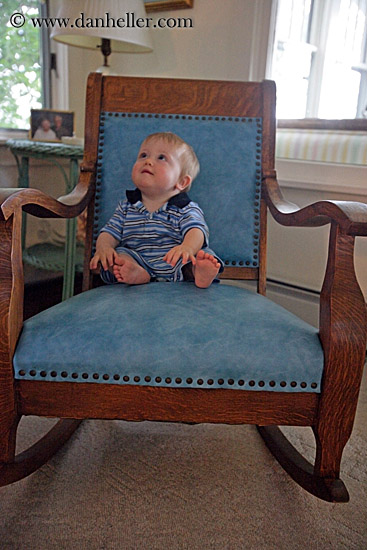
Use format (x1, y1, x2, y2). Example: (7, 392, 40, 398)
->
(101, 76, 264, 117)
(315, 222, 367, 478)
(0, 419, 81, 487)
(219, 267, 258, 280)
(0, 215, 22, 462)
(0, 172, 95, 222)
(263, 169, 367, 480)
(263, 171, 367, 235)
(17, 381, 319, 426)
(83, 72, 103, 172)
(258, 426, 349, 502)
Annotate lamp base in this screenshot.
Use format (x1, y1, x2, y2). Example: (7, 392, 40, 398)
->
(96, 64, 111, 75)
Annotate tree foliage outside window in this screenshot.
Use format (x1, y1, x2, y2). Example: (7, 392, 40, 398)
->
(0, 0, 42, 129)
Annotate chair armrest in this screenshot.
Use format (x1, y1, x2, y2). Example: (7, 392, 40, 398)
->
(263, 173, 367, 446)
(0, 171, 95, 221)
(263, 170, 367, 236)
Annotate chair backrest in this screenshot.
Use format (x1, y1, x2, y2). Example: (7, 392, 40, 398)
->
(83, 74, 276, 292)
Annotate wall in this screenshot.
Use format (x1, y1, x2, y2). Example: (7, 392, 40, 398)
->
(62, 0, 273, 136)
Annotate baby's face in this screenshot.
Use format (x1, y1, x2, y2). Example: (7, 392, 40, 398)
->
(132, 138, 184, 199)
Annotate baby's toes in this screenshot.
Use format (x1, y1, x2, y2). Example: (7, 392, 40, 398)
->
(113, 266, 122, 277)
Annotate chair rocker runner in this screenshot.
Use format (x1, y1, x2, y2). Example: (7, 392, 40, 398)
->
(0, 74, 366, 501)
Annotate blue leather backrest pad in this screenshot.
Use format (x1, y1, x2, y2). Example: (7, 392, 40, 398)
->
(14, 283, 324, 392)
(94, 113, 262, 267)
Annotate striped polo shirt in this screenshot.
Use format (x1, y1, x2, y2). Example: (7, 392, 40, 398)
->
(100, 189, 210, 280)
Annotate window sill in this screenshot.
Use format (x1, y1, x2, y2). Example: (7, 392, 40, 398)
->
(275, 158, 366, 197)
(0, 128, 29, 145)
(277, 119, 367, 131)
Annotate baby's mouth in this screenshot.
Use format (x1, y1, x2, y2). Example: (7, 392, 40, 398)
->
(142, 169, 153, 175)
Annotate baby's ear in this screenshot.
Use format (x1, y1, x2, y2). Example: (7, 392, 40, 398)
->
(176, 175, 192, 191)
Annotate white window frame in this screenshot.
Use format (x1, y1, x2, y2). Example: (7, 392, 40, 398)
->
(269, 0, 367, 130)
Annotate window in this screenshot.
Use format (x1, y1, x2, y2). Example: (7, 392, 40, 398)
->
(270, 0, 367, 120)
(0, 0, 50, 130)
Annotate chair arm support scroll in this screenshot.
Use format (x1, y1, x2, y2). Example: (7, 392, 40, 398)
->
(0, 171, 95, 222)
(263, 171, 367, 478)
(263, 170, 367, 236)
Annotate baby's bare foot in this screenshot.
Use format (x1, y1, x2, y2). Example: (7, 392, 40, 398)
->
(112, 254, 150, 285)
(193, 250, 220, 288)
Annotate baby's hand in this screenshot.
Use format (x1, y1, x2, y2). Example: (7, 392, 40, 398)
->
(163, 244, 196, 267)
(90, 247, 117, 271)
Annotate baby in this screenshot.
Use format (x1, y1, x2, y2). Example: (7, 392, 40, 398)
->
(90, 132, 223, 288)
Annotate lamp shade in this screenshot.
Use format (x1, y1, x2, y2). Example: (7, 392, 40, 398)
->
(50, 0, 153, 53)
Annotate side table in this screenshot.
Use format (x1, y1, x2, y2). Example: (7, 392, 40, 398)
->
(6, 139, 84, 300)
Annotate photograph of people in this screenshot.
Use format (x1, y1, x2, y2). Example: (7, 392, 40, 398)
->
(30, 109, 74, 142)
(52, 114, 69, 139)
(33, 117, 57, 141)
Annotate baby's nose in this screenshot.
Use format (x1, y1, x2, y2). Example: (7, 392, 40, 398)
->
(144, 157, 153, 165)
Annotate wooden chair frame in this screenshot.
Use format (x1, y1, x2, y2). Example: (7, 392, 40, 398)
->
(0, 74, 366, 502)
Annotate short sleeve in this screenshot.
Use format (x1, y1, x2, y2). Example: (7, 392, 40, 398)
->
(100, 200, 127, 242)
(179, 202, 209, 247)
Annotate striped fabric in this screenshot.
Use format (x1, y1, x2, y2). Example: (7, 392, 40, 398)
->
(100, 189, 210, 281)
(276, 129, 367, 165)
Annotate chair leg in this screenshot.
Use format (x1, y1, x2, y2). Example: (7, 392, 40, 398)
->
(0, 414, 21, 464)
(257, 426, 349, 502)
(312, 420, 351, 485)
(0, 417, 82, 487)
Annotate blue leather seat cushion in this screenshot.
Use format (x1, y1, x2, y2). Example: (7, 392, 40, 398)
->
(13, 283, 324, 392)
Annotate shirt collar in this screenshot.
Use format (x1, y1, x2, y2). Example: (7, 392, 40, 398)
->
(126, 189, 191, 208)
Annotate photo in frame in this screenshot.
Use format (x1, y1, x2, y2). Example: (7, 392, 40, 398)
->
(30, 109, 74, 142)
(144, 0, 193, 12)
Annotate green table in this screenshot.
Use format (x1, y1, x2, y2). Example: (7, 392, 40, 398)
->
(6, 139, 84, 300)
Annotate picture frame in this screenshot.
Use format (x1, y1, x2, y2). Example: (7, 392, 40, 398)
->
(30, 109, 74, 142)
(144, 0, 194, 12)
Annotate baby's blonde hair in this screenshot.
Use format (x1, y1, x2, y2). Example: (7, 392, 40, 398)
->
(142, 132, 200, 189)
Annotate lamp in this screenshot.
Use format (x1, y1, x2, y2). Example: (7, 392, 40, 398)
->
(50, 0, 153, 72)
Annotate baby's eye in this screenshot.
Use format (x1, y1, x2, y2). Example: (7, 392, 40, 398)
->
(158, 154, 166, 161)
(139, 152, 147, 159)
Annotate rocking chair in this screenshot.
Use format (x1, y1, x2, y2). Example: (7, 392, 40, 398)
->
(0, 73, 366, 502)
